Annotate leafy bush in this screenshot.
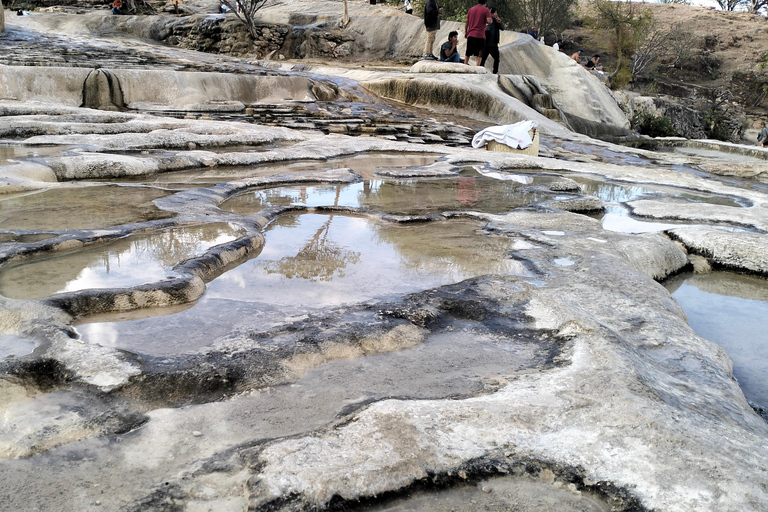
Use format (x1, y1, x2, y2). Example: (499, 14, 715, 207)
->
(631, 112, 678, 137)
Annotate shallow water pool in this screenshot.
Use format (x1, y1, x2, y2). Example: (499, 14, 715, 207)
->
(664, 271, 768, 412)
(75, 214, 531, 355)
(0, 223, 245, 299)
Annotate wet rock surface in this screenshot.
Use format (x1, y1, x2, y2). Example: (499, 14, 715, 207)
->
(2, 4, 768, 512)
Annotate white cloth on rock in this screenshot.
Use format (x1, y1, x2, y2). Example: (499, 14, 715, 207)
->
(471, 120, 538, 150)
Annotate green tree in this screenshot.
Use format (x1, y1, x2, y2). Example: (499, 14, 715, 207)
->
(585, 0, 654, 87)
(515, 0, 577, 41)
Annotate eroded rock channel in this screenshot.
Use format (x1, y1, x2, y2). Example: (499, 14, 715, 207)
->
(2, 6, 768, 510)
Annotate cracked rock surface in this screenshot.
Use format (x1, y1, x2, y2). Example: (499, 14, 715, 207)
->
(2, 4, 768, 511)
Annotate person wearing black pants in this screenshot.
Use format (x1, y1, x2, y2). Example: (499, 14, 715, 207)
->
(480, 7, 504, 74)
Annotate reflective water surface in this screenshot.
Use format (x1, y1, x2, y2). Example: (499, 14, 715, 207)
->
(76, 214, 530, 355)
(0, 185, 173, 230)
(220, 169, 552, 215)
(368, 475, 610, 512)
(0, 223, 245, 299)
(0, 145, 74, 165)
(664, 271, 768, 411)
(0, 335, 37, 360)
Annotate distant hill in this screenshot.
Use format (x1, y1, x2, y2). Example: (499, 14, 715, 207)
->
(562, 2, 768, 120)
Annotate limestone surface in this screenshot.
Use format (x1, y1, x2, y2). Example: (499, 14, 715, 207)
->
(2, 4, 768, 512)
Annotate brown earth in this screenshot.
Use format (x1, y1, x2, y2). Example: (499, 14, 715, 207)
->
(565, 2, 768, 122)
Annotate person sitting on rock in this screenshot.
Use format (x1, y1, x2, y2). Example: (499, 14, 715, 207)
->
(112, 0, 123, 15)
(571, 50, 584, 66)
(219, 0, 231, 12)
(586, 54, 604, 71)
(758, 122, 768, 148)
(402, 0, 413, 15)
(528, 26, 538, 40)
(440, 31, 461, 63)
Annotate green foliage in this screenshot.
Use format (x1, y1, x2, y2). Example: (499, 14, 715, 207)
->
(704, 109, 732, 141)
(413, 0, 573, 42)
(438, 0, 521, 26)
(610, 66, 633, 89)
(585, 0, 654, 84)
(631, 112, 679, 137)
(514, 0, 577, 40)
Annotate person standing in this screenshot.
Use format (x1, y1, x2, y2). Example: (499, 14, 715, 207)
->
(464, 0, 492, 66)
(440, 31, 461, 63)
(528, 26, 538, 40)
(423, 0, 442, 60)
(480, 7, 503, 74)
(758, 121, 768, 148)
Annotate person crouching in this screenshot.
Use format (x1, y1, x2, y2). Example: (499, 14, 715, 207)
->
(440, 31, 461, 63)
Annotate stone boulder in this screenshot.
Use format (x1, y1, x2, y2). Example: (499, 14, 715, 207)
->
(0, 65, 321, 110)
(409, 61, 488, 74)
(361, 73, 571, 137)
(495, 39, 630, 134)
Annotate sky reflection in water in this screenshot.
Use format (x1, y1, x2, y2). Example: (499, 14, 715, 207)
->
(77, 214, 530, 355)
(665, 271, 768, 411)
(0, 224, 243, 299)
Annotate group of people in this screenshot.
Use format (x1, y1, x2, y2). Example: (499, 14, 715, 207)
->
(570, 50, 603, 72)
(424, 0, 503, 74)
(219, 0, 243, 13)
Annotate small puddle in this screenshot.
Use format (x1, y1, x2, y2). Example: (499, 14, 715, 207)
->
(0, 335, 37, 360)
(0, 144, 75, 165)
(0, 185, 174, 230)
(0, 223, 245, 300)
(76, 214, 531, 355)
(548, 141, 655, 168)
(664, 271, 768, 412)
(662, 146, 767, 163)
(106, 153, 441, 186)
(600, 212, 693, 234)
(572, 176, 746, 208)
(220, 169, 551, 216)
(365, 474, 611, 511)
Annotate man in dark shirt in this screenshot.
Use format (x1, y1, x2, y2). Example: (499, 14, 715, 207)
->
(480, 7, 503, 74)
(586, 54, 603, 71)
(464, 0, 492, 66)
(423, 0, 443, 60)
(440, 31, 461, 62)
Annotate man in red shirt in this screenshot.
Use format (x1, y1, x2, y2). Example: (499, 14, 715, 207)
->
(464, 0, 492, 66)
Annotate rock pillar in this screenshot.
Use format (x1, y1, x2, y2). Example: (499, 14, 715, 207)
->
(82, 69, 125, 111)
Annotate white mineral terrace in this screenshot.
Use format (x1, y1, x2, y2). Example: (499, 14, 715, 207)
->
(1, 2, 768, 511)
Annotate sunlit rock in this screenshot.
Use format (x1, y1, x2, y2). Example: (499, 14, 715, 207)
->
(409, 61, 489, 74)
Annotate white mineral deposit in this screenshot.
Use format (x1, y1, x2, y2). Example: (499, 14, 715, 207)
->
(1, 1, 768, 511)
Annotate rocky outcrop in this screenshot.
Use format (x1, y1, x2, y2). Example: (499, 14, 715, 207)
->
(623, 94, 707, 139)
(0, 65, 327, 110)
(361, 74, 571, 137)
(82, 69, 125, 111)
(668, 227, 768, 275)
(157, 15, 288, 58)
(410, 61, 489, 74)
(618, 93, 745, 142)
